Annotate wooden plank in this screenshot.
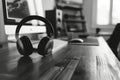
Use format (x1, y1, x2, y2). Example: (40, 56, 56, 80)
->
(96, 37, 120, 80)
(0, 37, 120, 80)
(67, 44, 97, 80)
(56, 59, 79, 80)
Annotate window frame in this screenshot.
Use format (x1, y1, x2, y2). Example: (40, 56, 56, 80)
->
(92, 0, 115, 28)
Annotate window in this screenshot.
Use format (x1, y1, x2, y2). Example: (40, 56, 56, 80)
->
(97, 0, 120, 25)
(112, 0, 120, 24)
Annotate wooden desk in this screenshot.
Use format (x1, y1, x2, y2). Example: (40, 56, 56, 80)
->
(0, 37, 120, 80)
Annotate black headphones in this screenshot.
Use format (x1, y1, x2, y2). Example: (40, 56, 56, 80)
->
(15, 15, 54, 56)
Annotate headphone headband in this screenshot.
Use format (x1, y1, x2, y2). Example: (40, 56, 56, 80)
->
(15, 15, 54, 40)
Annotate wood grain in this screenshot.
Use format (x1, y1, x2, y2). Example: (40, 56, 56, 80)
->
(0, 37, 120, 80)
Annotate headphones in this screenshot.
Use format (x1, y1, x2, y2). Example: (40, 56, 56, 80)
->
(15, 15, 54, 56)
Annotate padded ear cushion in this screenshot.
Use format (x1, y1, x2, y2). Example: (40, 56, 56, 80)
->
(17, 36, 33, 56)
(37, 37, 53, 56)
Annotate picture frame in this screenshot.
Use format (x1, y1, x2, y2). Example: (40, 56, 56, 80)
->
(2, 0, 31, 25)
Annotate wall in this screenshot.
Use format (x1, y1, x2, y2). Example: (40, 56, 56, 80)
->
(83, 0, 94, 33)
(0, 0, 7, 44)
(42, 0, 55, 11)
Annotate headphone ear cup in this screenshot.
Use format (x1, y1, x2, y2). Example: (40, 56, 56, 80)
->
(37, 37, 53, 56)
(16, 36, 33, 56)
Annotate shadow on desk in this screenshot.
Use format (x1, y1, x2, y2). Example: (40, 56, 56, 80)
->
(16, 56, 33, 80)
(0, 38, 69, 80)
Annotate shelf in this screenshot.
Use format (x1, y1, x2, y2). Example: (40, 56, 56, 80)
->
(57, 3, 82, 10)
(64, 14, 83, 17)
(64, 20, 86, 23)
(56, 2, 86, 34)
(64, 14, 85, 19)
(58, 6, 82, 10)
(57, 2, 82, 9)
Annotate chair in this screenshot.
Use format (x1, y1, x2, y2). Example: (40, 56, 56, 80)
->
(107, 23, 120, 60)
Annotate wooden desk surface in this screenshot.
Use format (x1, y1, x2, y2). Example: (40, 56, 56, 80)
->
(0, 37, 120, 80)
